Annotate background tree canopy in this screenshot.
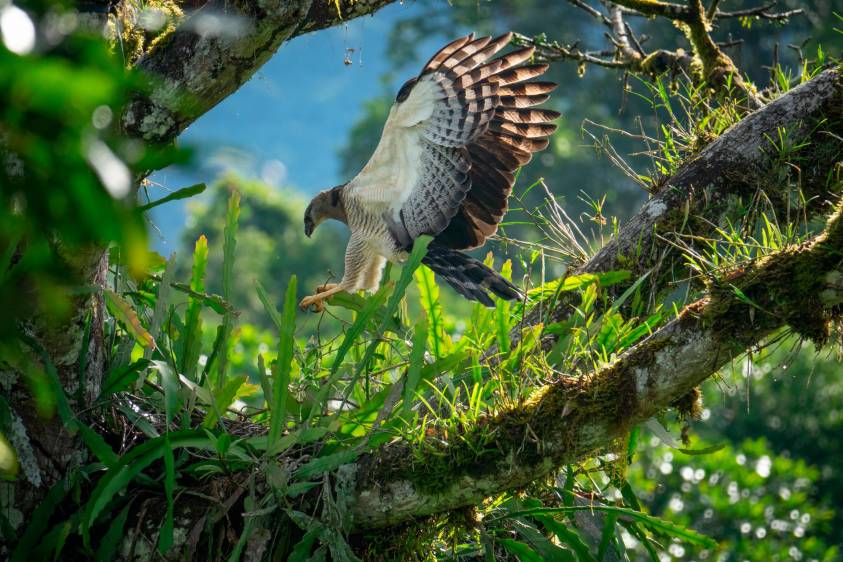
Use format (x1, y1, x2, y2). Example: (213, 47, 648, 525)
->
(1, 0, 842, 561)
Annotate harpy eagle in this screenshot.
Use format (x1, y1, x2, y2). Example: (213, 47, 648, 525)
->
(300, 33, 558, 311)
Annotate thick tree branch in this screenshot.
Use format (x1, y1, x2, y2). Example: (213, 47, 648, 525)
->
(319, 70, 840, 532)
(515, 68, 842, 347)
(121, 0, 396, 144)
(348, 200, 843, 530)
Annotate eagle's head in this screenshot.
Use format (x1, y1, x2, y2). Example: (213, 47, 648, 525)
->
(304, 184, 346, 237)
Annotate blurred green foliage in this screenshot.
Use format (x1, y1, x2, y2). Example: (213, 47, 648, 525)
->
(0, 6, 142, 343)
(704, 343, 843, 533)
(628, 437, 838, 560)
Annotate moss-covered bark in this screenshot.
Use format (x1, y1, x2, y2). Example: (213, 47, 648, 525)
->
(121, 0, 398, 144)
(511, 68, 843, 351)
(348, 202, 843, 529)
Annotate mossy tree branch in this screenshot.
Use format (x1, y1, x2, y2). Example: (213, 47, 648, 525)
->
(682, 0, 762, 107)
(511, 68, 842, 350)
(348, 200, 843, 530)
(122, 0, 397, 144)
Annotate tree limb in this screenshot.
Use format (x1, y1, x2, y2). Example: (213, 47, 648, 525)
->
(348, 198, 843, 530)
(121, 0, 397, 144)
(336, 70, 841, 530)
(515, 68, 842, 347)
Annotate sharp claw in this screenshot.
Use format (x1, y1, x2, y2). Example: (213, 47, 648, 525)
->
(299, 295, 326, 313)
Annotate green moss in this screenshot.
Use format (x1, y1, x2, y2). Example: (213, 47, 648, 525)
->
(672, 386, 702, 421)
(705, 203, 843, 347)
(107, 1, 184, 66)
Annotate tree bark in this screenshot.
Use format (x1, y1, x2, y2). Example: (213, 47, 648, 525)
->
(122, 0, 397, 144)
(511, 68, 842, 350)
(7, 6, 842, 555)
(347, 198, 843, 530)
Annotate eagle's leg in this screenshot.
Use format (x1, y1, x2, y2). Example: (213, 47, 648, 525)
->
(300, 233, 370, 312)
(299, 284, 345, 312)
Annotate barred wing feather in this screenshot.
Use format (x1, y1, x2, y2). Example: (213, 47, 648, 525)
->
(347, 33, 559, 249)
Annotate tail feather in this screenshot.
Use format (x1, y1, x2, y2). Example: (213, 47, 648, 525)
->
(421, 246, 521, 307)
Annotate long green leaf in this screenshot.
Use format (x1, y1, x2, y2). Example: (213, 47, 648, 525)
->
(181, 235, 208, 380)
(94, 503, 131, 562)
(10, 478, 69, 562)
(415, 264, 446, 358)
(535, 516, 596, 562)
(495, 258, 513, 354)
(203, 375, 247, 428)
(151, 360, 180, 427)
(81, 430, 216, 547)
(295, 449, 359, 481)
(491, 506, 716, 548)
(158, 434, 176, 554)
(100, 358, 149, 399)
(259, 276, 297, 447)
(213, 191, 240, 391)
(597, 512, 619, 561)
(344, 236, 431, 403)
(309, 285, 391, 414)
(402, 316, 428, 415)
(104, 290, 154, 349)
(499, 538, 544, 562)
(77, 422, 119, 467)
(145, 252, 176, 362)
(138, 183, 206, 212)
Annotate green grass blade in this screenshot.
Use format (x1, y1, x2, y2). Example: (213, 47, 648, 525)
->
(331, 285, 390, 377)
(257, 354, 273, 412)
(414, 261, 446, 359)
(144, 253, 176, 362)
(158, 434, 176, 554)
(212, 191, 240, 391)
(495, 258, 513, 354)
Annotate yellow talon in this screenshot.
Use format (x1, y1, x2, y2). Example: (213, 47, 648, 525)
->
(299, 294, 326, 312)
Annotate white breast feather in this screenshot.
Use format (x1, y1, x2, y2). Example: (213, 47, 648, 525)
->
(346, 99, 427, 217)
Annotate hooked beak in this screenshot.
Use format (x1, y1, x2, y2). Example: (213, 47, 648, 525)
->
(304, 222, 313, 238)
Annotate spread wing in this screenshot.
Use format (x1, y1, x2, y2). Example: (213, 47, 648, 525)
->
(346, 33, 558, 249)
